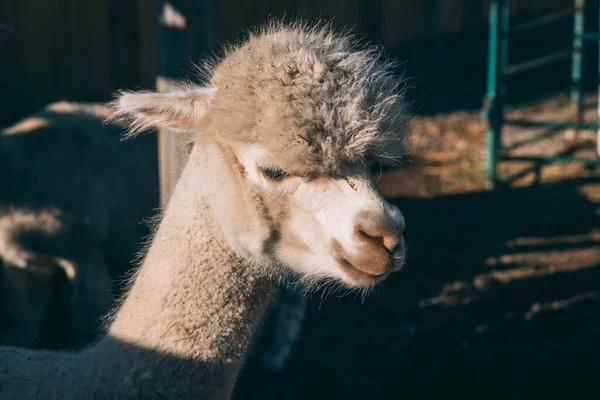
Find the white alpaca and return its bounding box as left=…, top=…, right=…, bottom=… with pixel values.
left=0, top=22, right=409, bottom=399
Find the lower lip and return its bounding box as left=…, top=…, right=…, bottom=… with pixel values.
left=337, top=256, right=390, bottom=283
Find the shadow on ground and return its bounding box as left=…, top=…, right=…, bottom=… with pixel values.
left=235, top=177, right=600, bottom=400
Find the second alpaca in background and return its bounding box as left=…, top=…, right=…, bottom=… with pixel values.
left=0, top=102, right=307, bottom=371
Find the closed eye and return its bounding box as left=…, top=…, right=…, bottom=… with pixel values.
left=259, top=165, right=289, bottom=181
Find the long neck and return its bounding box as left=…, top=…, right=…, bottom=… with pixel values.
left=77, top=144, right=276, bottom=399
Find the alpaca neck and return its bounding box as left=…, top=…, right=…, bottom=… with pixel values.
left=82, top=143, right=276, bottom=398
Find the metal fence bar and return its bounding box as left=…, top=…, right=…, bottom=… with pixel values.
left=483, top=0, right=510, bottom=183
left=505, top=8, right=574, bottom=35
left=499, top=155, right=600, bottom=165
left=570, top=0, right=585, bottom=130
left=483, top=0, right=500, bottom=182
left=503, top=86, right=572, bottom=110
left=483, top=0, right=599, bottom=185
left=505, top=49, right=571, bottom=76
left=505, top=119, right=600, bottom=130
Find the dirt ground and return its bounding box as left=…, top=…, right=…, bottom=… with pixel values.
left=234, top=94, right=600, bottom=400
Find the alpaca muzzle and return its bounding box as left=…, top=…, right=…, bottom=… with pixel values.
left=331, top=233, right=405, bottom=285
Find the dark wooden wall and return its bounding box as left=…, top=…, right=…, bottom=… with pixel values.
left=0, top=0, right=573, bottom=126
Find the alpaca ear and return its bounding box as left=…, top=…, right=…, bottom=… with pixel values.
left=113, top=87, right=216, bottom=134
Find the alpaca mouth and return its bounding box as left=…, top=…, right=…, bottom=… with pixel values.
left=335, top=253, right=391, bottom=285
left=330, top=238, right=404, bottom=285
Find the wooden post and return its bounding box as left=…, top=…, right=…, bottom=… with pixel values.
left=155, top=0, right=214, bottom=210
left=155, top=0, right=188, bottom=210
left=157, top=77, right=190, bottom=210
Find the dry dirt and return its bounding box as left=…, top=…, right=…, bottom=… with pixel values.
left=234, top=94, right=600, bottom=400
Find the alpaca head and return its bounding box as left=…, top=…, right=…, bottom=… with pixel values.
left=113, top=23, right=409, bottom=288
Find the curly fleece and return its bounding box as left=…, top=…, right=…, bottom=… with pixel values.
left=207, top=22, right=410, bottom=175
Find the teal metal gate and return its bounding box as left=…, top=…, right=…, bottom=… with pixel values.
left=483, top=0, right=600, bottom=185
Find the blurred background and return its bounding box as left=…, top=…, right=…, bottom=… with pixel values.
left=2, top=0, right=597, bottom=124
left=1, top=1, right=599, bottom=399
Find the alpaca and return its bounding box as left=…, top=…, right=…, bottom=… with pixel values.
left=0, top=22, right=409, bottom=399
left=0, top=102, right=159, bottom=347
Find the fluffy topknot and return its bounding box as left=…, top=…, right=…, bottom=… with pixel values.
left=206, top=21, right=410, bottom=175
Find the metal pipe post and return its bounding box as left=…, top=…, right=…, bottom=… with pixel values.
left=484, top=0, right=510, bottom=184
left=570, top=0, right=585, bottom=130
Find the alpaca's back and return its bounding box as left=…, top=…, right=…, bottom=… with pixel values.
left=0, top=102, right=159, bottom=347
left=0, top=101, right=304, bottom=369
left=1, top=102, right=159, bottom=274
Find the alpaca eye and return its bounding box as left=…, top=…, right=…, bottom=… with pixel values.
left=259, top=166, right=289, bottom=181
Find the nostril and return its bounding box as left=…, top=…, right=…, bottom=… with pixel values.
left=356, top=228, right=399, bottom=252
